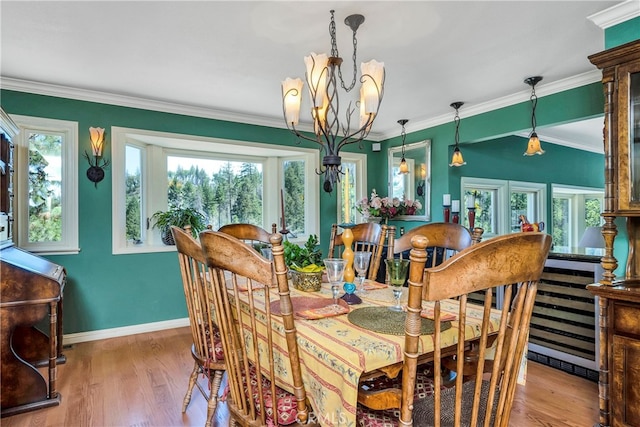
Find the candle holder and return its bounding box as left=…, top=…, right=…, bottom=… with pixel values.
left=443, top=205, right=451, bottom=223
left=340, top=224, right=362, bottom=305
left=451, top=200, right=460, bottom=224
left=467, top=207, right=476, bottom=229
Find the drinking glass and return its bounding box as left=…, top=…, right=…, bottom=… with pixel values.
left=354, top=251, right=372, bottom=293
left=324, top=258, right=346, bottom=306
left=385, top=259, right=410, bottom=311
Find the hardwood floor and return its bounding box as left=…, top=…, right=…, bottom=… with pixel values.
left=2, top=327, right=598, bottom=427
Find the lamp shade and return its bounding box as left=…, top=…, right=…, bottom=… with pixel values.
left=579, top=226, right=605, bottom=248
left=89, top=127, right=105, bottom=156
left=450, top=147, right=466, bottom=167
left=282, top=78, right=303, bottom=125
left=360, top=60, right=385, bottom=113
left=304, top=52, right=329, bottom=108
left=524, top=132, right=545, bottom=156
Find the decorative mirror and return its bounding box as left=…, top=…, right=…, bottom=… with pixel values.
left=388, top=139, right=431, bottom=221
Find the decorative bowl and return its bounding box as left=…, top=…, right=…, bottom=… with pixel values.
left=290, top=270, right=323, bottom=292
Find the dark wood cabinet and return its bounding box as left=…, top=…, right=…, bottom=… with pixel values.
left=588, top=39, right=640, bottom=427
left=0, top=108, right=67, bottom=417
left=0, top=108, right=17, bottom=247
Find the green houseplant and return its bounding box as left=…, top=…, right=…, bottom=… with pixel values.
left=150, top=207, right=207, bottom=245
left=283, top=235, right=323, bottom=291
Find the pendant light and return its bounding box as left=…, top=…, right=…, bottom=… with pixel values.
left=449, top=102, right=466, bottom=167
left=524, top=76, right=544, bottom=156
left=398, top=119, right=409, bottom=175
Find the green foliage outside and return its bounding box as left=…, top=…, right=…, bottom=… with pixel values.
left=125, top=159, right=307, bottom=241
left=27, top=133, right=62, bottom=243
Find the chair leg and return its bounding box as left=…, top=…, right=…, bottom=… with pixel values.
left=183, top=361, right=200, bottom=412
left=205, top=370, right=225, bottom=427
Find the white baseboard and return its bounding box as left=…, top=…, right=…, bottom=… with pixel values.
left=63, top=317, right=190, bottom=345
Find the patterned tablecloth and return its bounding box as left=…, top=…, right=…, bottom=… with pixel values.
left=233, top=282, right=500, bottom=427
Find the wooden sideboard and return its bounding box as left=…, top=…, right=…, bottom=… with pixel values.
left=588, top=39, right=640, bottom=427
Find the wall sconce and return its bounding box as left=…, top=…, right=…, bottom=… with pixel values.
left=84, top=127, right=110, bottom=187
left=524, top=76, right=544, bottom=156
left=397, top=119, right=409, bottom=175
left=449, top=102, right=466, bottom=167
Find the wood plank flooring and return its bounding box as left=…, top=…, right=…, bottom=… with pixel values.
left=2, top=327, right=599, bottom=427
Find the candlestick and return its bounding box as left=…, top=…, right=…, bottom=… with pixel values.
left=467, top=207, right=476, bottom=229
left=340, top=225, right=361, bottom=304
left=443, top=193, right=451, bottom=223
left=452, top=200, right=460, bottom=224
left=280, top=189, right=289, bottom=237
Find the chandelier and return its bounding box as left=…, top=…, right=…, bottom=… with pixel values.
left=281, top=10, right=385, bottom=193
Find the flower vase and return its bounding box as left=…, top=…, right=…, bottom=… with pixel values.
left=367, top=217, right=383, bottom=224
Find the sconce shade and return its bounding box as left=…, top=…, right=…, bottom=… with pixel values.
left=524, top=132, right=545, bottom=156
left=89, top=127, right=105, bottom=156
left=579, top=226, right=605, bottom=248
left=420, top=163, right=427, bottom=179
left=85, top=126, right=110, bottom=188
left=450, top=146, right=466, bottom=167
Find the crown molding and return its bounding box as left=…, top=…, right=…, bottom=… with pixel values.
left=377, top=70, right=603, bottom=140
left=1, top=70, right=601, bottom=143
left=588, top=0, right=640, bottom=29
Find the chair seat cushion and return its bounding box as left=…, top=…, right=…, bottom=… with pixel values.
left=357, top=367, right=436, bottom=427
left=203, top=323, right=224, bottom=362
left=228, top=365, right=300, bottom=426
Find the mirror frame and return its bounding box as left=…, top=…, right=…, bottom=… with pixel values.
left=388, top=139, right=431, bottom=221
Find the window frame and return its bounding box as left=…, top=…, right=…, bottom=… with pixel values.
left=111, top=126, right=319, bottom=254
left=11, top=114, right=79, bottom=254
left=461, top=177, right=546, bottom=238
left=551, top=184, right=604, bottom=248
left=337, top=152, right=367, bottom=224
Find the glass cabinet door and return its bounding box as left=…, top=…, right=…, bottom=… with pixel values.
left=617, top=61, right=640, bottom=211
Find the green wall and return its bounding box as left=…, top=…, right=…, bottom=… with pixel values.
left=0, top=78, right=606, bottom=334
left=0, top=89, right=374, bottom=333
left=605, top=17, right=640, bottom=49
left=376, top=83, right=604, bottom=235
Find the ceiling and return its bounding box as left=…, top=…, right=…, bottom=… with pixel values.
left=0, top=1, right=625, bottom=153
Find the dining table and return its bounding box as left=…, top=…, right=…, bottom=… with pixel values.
left=230, top=280, right=502, bottom=427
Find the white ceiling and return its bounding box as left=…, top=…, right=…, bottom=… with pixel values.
left=0, top=1, right=628, bottom=153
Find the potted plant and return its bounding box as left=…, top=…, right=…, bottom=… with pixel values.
left=283, top=234, right=323, bottom=292
left=150, top=206, right=207, bottom=245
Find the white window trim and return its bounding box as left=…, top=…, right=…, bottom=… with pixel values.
left=552, top=184, right=604, bottom=247
left=111, top=126, right=319, bottom=254
left=461, top=177, right=508, bottom=238
left=338, top=152, right=367, bottom=224
left=11, top=115, right=79, bottom=254
left=509, top=180, right=547, bottom=232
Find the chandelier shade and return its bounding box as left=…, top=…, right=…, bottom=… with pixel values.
left=281, top=10, right=385, bottom=193
left=398, top=119, right=409, bottom=175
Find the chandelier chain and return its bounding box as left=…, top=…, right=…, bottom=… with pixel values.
left=530, top=89, right=538, bottom=132
left=454, top=109, right=461, bottom=146
left=329, top=10, right=358, bottom=93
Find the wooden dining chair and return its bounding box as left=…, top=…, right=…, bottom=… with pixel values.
left=357, top=232, right=551, bottom=426
left=218, top=223, right=277, bottom=250
left=171, top=226, right=226, bottom=427
left=387, top=222, right=484, bottom=267
left=199, top=230, right=312, bottom=426
left=327, top=222, right=388, bottom=280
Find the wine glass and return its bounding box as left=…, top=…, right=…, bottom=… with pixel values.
left=354, top=251, right=372, bottom=293
left=324, top=258, right=346, bottom=306
left=385, top=259, right=410, bottom=311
